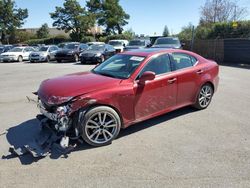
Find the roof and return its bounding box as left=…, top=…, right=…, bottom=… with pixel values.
left=122, top=48, right=188, bottom=57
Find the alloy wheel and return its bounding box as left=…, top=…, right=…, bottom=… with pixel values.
left=85, top=111, right=119, bottom=144
left=198, top=85, right=213, bottom=108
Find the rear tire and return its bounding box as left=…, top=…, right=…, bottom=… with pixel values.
left=80, top=106, right=121, bottom=147
left=194, top=83, right=214, bottom=110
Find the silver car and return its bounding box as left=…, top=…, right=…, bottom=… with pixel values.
left=1, top=47, right=35, bottom=62
left=29, top=45, right=59, bottom=62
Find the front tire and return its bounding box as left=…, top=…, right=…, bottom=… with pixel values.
left=17, top=56, right=23, bottom=62
left=46, top=56, right=50, bottom=62
left=194, top=83, right=214, bottom=110
left=80, top=106, right=121, bottom=147
left=100, top=55, right=105, bottom=63
left=74, top=54, right=79, bottom=62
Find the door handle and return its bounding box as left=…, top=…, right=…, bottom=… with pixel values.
left=196, top=69, right=204, bottom=74
left=168, top=78, right=177, bottom=84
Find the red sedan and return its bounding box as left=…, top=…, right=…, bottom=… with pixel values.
left=37, top=49, right=219, bottom=146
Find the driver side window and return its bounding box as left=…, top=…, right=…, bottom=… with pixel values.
left=139, top=54, right=171, bottom=77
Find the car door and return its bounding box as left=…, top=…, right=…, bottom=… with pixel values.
left=170, top=52, right=200, bottom=106
left=134, top=53, right=177, bottom=120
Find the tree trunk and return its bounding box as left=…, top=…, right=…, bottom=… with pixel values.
left=117, top=24, right=122, bottom=34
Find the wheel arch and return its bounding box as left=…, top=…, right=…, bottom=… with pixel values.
left=82, top=103, right=124, bottom=128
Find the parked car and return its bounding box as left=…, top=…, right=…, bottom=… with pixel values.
left=124, top=39, right=151, bottom=51
left=87, top=42, right=105, bottom=46
left=108, top=40, right=129, bottom=52
left=36, top=49, right=219, bottom=147
left=0, top=45, right=13, bottom=54
left=13, top=43, right=29, bottom=47
left=29, top=45, right=59, bottom=62
left=152, top=37, right=183, bottom=49
left=0, top=46, right=35, bottom=62
left=80, top=44, right=116, bottom=64
left=55, top=42, right=88, bottom=62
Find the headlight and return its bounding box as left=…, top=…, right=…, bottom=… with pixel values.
left=95, top=53, right=102, bottom=57
left=56, top=106, right=69, bottom=117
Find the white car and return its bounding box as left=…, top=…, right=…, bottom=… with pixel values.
left=29, top=45, right=59, bottom=62
left=87, top=42, right=105, bottom=46
left=108, top=40, right=129, bottom=53
left=0, top=47, right=35, bottom=62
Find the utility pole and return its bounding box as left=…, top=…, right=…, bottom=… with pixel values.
left=214, top=0, right=218, bottom=23
left=191, top=25, right=195, bottom=51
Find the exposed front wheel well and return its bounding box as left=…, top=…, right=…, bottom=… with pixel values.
left=203, top=81, right=214, bottom=92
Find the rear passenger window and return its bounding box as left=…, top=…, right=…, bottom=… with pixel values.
left=139, top=54, right=171, bottom=77
left=172, top=53, right=193, bottom=70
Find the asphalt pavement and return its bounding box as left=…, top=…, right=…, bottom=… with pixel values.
left=0, top=61, right=250, bottom=188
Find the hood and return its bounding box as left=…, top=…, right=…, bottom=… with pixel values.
left=113, top=46, right=123, bottom=50
left=31, top=51, right=48, bottom=56
left=81, top=50, right=103, bottom=56
left=1, top=52, right=21, bottom=56
left=152, top=44, right=181, bottom=49
left=125, top=46, right=145, bottom=50
left=38, top=71, right=121, bottom=105
left=56, top=49, right=77, bottom=54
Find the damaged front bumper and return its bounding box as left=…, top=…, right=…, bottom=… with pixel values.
left=8, top=97, right=84, bottom=158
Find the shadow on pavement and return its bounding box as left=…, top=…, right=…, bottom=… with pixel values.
left=2, top=106, right=196, bottom=165
left=220, top=63, right=250, bottom=70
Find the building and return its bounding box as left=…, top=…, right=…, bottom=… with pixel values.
left=19, top=26, right=103, bottom=37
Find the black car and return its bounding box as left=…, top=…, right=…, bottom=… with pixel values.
left=124, top=39, right=151, bottom=51
left=55, top=42, right=88, bottom=62
left=80, top=44, right=116, bottom=64
left=152, top=37, right=182, bottom=49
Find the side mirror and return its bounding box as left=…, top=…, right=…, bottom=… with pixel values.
left=138, top=71, right=155, bottom=84
left=181, top=43, right=186, bottom=47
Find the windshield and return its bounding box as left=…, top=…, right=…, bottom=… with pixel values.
left=155, top=38, right=180, bottom=45
left=109, top=41, right=123, bottom=46
left=64, top=43, right=79, bottom=50
left=9, top=47, right=23, bottom=52
left=128, top=40, right=145, bottom=46
left=88, top=44, right=105, bottom=51
left=93, top=54, right=145, bottom=79
left=39, top=47, right=49, bottom=52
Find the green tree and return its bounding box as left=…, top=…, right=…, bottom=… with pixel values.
left=0, top=0, right=28, bottom=43
left=37, top=23, right=49, bottom=38
left=178, top=23, right=194, bottom=41
left=50, top=0, right=95, bottom=41
left=162, top=25, right=169, bottom=36
left=123, top=28, right=135, bottom=39
left=87, top=0, right=130, bottom=34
